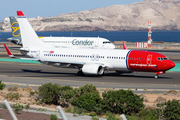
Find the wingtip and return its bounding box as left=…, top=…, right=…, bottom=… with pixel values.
left=123, top=41, right=127, bottom=50
left=17, top=11, right=25, bottom=16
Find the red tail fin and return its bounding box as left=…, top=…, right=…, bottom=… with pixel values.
left=17, top=11, right=25, bottom=17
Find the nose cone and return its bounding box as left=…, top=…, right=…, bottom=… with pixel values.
left=166, top=60, right=175, bottom=70
left=111, top=44, right=115, bottom=49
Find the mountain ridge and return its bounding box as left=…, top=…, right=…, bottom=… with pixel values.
left=2, top=0, right=180, bottom=32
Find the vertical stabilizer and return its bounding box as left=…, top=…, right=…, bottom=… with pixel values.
left=9, top=17, right=21, bottom=44
left=17, top=11, right=41, bottom=48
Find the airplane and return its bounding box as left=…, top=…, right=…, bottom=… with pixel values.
left=0, top=17, right=21, bottom=44
left=4, top=11, right=175, bottom=79
left=2, top=17, right=115, bottom=49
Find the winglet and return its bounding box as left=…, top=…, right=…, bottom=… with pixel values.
left=4, top=44, right=15, bottom=58
left=17, top=11, right=25, bottom=17
left=123, top=41, right=127, bottom=50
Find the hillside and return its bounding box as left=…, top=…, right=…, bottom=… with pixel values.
left=2, top=0, right=180, bottom=31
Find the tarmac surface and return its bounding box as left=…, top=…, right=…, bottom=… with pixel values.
left=0, top=57, right=179, bottom=91
left=0, top=46, right=180, bottom=91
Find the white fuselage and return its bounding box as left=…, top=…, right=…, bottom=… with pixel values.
left=26, top=48, right=130, bottom=71
left=8, top=16, right=115, bottom=49
left=39, top=37, right=115, bottom=49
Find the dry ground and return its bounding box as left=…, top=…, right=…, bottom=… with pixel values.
left=0, top=86, right=180, bottom=119
left=0, top=109, right=62, bottom=120
left=0, top=86, right=180, bottom=109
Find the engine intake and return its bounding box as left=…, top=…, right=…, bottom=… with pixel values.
left=82, top=64, right=104, bottom=75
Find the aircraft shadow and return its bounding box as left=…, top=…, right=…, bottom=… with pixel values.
left=21, top=69, right=173, bottom=79
left=21, top=69, right=77, bottom=77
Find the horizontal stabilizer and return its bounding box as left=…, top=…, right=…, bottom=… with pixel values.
left=4, top=44, right=15, bottom=58
left=4, top=44, right=38, bottom=61
left=20, top=58, right=39, bottom=61
left=8, top=48, right=29, bottom=52
left=0, top=38, right=10, bottom=41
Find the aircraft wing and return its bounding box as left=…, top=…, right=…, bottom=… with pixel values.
left=40, top=60, right=107, bottom=71
left=40, top=60, right=85, bottom=68
left=123, top=41, right=127, bottom=50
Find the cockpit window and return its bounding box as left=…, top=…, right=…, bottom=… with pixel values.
left=157, top=57, right=168, bottom=61
left=103, top=41, right=111, bottom=44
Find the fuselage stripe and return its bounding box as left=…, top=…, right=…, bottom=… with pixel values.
left=126, top=50, right=132, bottom=70
left=18, top=17, right=26, bottom=18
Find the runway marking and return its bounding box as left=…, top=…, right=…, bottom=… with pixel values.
left=169, top=63, right=180, bottom=72
left=0, top=61, right=42, bottom=66
left=2, top=80, right=180, bottom=92
left=21, top=64, right=42, bottom=65
left=0, top=71, right=180, bottom=92
left=0, top=58, right=40, bottom=64
left=1, top=74, right=180, bottom=87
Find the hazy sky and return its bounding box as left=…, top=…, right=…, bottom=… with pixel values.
left=0, top=0, right=143, bottom=20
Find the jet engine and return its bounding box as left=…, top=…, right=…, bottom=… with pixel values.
left=82, top=64, right=104, bottom=75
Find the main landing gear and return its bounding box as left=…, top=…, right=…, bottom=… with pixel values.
left=77, top=70, right=85, bottom=76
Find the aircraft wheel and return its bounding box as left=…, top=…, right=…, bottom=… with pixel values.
left=155, top=75, right=159, bottom=79
left=77, top=70, right=84, bottom=76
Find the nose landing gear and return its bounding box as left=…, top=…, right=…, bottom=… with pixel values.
left=155, top=74, right=159, bottom=79
left=155, top=71, right=164, bottom=79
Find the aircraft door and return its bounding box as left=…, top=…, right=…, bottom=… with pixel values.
left=147, top=54, right=152, bottom=65
left=95, top=39, right=98, bottom=47
left=36, top=50, right=40, bottom=59
left=147, top=54, right=152, bottom=69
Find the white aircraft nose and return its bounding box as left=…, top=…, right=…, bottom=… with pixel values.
left=111, top=44, right=115, bottom=49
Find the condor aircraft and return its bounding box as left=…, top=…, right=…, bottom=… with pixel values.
left=4, top=11, right=175, bottom=78
left=3, top=17, right=115, bottom=49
